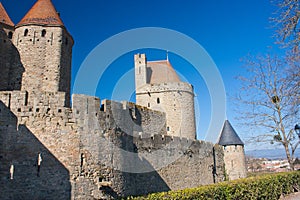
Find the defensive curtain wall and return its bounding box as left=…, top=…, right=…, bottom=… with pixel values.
left=0, top=90, right=225, bottom=199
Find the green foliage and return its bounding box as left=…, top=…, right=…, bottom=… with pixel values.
left=126, top=171, right=300, bottom=200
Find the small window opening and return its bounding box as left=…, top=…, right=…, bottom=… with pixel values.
left=58, top=109, right=62, bottom=113
left=17, top=108, right=21, bottom=112
left=65, top=38, right=68, bottom=45
left=157, top=98, right=160, bottom=104
left=41, top=29, right=46, bottom=37
left=10, top=164, right=14, bottom=180
left=80, top=153, right=85, bottom=170
left=25, top=91, right=28, bottom=106
left=8, top=31, right=13, bottom=39
left=148, top=103, right=150, bottom=107
left=47, top=108, right=50, bottom=113
left=24, top=29, right=28, bottom=36
left=224, top=146, right=227, bottom=150
left=37, top=153, right=42, bottom=177
left=167, top=127, right=170, bottom=131
left=36, top=108, right=40, bottom=113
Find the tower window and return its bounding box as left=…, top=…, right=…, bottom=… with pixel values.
left=24, top=29, right=28, bottom=36
left=167, top=127, right=170, bottom=131
left=8, top=31, right=13, bottom=39
left=148, top=103, right=150, bottom=107
left=41, top=29, right=46, bottom=37
left=157, top=98, right=160, bottom=104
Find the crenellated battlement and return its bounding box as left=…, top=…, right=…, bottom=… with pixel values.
left=0, top=1, right=246, bottom=199
left=136, top=81, right=194, bottom=95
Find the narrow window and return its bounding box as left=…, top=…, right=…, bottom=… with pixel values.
left=37, top=153, right=42, bottom=177
left=148, top=103, right=150, bottom=107
left=24, top=29, right=28, bottom=36
left=25, top=91, right=28, bottom=106
left=65, top=38, right=68, bottom=45
left=10, top=164, right=14, bottom=180
left=8, top=31, right=13, bottom=39
left=157, top=98, right=160, bottom=104
left=167, top=127, right=170, bottom=131
left=224, top=145, right=226, bottom=150
left=41, top=29, right=46, bottom=37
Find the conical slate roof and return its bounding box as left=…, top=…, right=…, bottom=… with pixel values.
left=0, top=2, right=14, bottom=26
left=17, top=0, right=64, bottom=27
left=147, top=60, right=181, bottom=84
left=218, top=120, right=244, bottom=146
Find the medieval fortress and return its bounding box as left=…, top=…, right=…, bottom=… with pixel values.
left=0, top=0, right=246, bottom=199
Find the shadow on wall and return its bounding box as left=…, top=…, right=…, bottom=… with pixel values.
left=0, top=101, right=71, bottom=200
left=78, top=99, right=170, bottom=198
left=115, top=105, right=170, bottom=196
left=119, top=131, right=171, bottom=197
left=0, top=26, right=25, bottom=91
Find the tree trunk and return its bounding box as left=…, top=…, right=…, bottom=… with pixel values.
left=284, top=143, right=294, bottom=170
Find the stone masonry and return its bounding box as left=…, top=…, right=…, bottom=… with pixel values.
left=0, top=0, right=246, bottom=199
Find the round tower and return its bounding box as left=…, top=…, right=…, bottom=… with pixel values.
left=13, top=0, right=73, bottom=106
left=0, top=3, right=20, bottom=91
left=218, top=120, right=247, bottom=180
left=135, top=53, right=196, bottom=140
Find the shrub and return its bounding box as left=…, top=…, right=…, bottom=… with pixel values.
left=126, top=171, right=300, bottom=200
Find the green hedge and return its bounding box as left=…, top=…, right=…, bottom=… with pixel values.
left=127, top=171, right=300, bottom=200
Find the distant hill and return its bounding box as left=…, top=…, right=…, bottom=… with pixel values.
left=246, top=148, right=300, bottom=160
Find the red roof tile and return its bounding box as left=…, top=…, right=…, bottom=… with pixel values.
left=147, top=60, right=181, bottom=84
left=0, top=2, right=14, bottom=26
left=17, top=0, right=64, bottom=27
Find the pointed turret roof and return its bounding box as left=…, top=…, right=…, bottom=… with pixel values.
left=17, top=0, right=64, bottom=27
left=0, top=2, right=14, bottom=26
left=218, top=120, right=244, bottom=146
left=147, top=60, right=181, bottom=84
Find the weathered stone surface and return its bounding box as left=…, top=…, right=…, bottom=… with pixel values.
left=0, top=1, right=247, bottom=199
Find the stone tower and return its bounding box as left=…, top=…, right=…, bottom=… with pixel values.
left=13, top=0, right=73, bottom=106
left=218, top=120, right=247, bottom=180
left=0, top=3, right=23, bottom=91
left=135, top=53, right=196, bottom=140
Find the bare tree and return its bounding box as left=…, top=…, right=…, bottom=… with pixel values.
left=237, top=53, right=299, bottom=170
left=272, top=0, right=300, bottom=50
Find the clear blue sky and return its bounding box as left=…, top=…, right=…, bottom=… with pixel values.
left=2, top=0, right=279, bottom=146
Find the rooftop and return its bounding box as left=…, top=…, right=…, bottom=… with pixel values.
left=218, top=120, right=244, bottom=146
left=17, top=0, right=64, bottom=27
left=147, top=60, right=181, bottom=84
left=0, top=2, right=14, bottom=26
